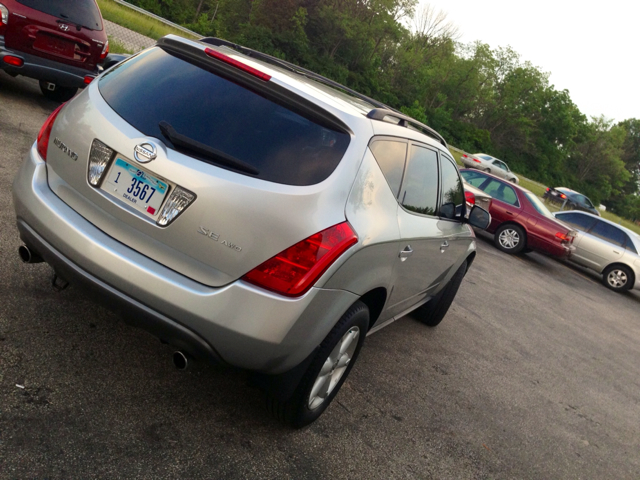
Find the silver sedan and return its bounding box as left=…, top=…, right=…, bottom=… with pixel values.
left=553, top=211, right=640, bottom=292
left=461, top=153, right=519, bottom=184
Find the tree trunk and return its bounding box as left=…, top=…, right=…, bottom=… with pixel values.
left=193, top=0, right=204, bottom=23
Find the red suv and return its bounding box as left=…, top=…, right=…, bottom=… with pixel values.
left=460, top=169, right=576, bottom=257
left=0, top=0, right=108, bottom=101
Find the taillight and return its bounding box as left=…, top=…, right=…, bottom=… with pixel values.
left=472, top=158, right=481, bottom=163
left=545, top=187, right=550, bottom=192
left=204, top=48, right=271, bottom=82
left=84, top=75, right=95, bottom=84
left=242, top=222, right=358, bottom=297
left=3, top=55, right=23, bottom=67
left=0, top=4, right=8, bottom=35
left=462, top=154, right=468, bottom=158
left=36, top=104, right=65, bottom=161
left=555, top=232, right=570, bottom=243
left=464, top=191, right=476, bottom=205
left=100, top=40, right=109, bottom=61
left=560, top=193, right=566, bottom=199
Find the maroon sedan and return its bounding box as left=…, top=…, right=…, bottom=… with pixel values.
left=460, top=169, right=576, bottom=256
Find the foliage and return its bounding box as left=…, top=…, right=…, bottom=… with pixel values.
left=106, top=0, right=640, bottom=223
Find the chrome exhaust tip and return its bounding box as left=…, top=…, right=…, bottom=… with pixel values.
left=172, top=351, right=189, bottom=370
left=18, top=245, right=43, bottom=264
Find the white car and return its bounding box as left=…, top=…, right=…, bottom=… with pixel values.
left=461, top=153, right=519, bottom=184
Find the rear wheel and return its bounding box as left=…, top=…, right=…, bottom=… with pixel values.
left=39, top=81, right=78, bottom=102
left=494, top=224, right=526, bottom=254
left=413, top=260, right=467, bottom=327
left=266, top=301, right=369, bottom=428
left=602, top=265, right=633, bottom=292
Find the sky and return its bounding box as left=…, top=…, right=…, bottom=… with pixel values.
left=418, top=0, right=639, bottom=123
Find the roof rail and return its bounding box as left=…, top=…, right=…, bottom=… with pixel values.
left=199, top=37, right=393, bottom=111
left=366, top=109, right=447, bottom=148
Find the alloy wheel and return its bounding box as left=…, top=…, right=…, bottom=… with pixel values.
left=607, top=269, right=628, bottom=289
left=308, top=326, right=360, bottom=410
left=498, top=229, right=520, bottom=249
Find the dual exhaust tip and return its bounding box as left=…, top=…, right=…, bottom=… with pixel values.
left=20, top=244, right=192, bottom=371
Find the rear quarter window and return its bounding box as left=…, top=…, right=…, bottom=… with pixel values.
left=99, top=48, right=351, bottom=186
left=369, top=140, right=407, bottom=197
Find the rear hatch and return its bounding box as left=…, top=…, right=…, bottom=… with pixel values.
left=44, top=39, right=367, bottom=287
left=4, top=0, right=105, bottom=70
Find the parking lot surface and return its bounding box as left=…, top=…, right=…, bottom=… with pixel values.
left=1, top=74, right=639, bottom=479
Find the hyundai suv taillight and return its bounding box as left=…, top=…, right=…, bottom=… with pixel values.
left=243, top=222, right=358, bottom=297
left=0, top=3, right=9, bottom=35
left=100, top=40, right=109, bottom=61
left=36, top=104, right=65, bottom=161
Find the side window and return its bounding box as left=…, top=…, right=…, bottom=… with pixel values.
left=481, top=179, right=519, bottom=207
left=461, top=170, right=488, bottom=188
left=493, top=160, right=507, bottom=171
left=439, top=155, right=465, bottom=219
left=625, top=236, right=638, bottom=254
left=590, top=221, right=626, bottom=247
left=369, top=140, right=407, bottom=197
left=398, top=145, right=439, bottom=216
left=555, top=212, right=597, bottom=231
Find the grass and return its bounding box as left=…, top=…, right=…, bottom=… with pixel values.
left=97, top=0, right=200, bottom=40
left=107, top=35, right=134, bottom=54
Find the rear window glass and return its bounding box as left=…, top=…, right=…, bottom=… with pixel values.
left=555, top=212, right=597, bottom=231
left=17, top=0, right=103, bottom=30
left=99, top=48, right=351, bottom=186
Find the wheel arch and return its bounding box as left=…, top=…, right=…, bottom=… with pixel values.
left=357, top=287, right=388, bottom=331
left=602, top=262, right=636, bottom=285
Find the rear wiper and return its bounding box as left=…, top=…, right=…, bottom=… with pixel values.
left=158, top=121, right=259, bottom=175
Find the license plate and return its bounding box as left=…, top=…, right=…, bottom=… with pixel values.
left=34, top=34, right=75, bottom=58
left=102, top=158, right=169, bottom=218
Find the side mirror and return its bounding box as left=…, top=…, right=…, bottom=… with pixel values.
left=467, top=205, right=491, bottom=230
left=440, top=202, right=456, bottom=219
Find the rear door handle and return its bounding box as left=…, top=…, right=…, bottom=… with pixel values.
left=399, top=245, right=413, bottom=260
left=506, top=211, right=514, bottom=215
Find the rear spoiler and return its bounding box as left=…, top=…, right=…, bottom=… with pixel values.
left=156, top=36, right=353, bottom=135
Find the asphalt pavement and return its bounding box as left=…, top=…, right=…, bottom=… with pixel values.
left=1, top=73, right=639, bottom=479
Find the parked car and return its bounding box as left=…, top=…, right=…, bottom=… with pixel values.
left=543, top=187, right=600, bottom=216
left=553, top=211, right=640, bottom=292
left=463, top=179, right=492, bottom=214
left=460, top=152, right=519, bottom=184
left=13, top=35, right=490, bottom=427
left=0, top=0, right=109, bottom=101
left=460, top=169, right=575, bottom=256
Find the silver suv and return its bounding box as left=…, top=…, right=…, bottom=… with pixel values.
left=12, top=35, right=490, bottom=427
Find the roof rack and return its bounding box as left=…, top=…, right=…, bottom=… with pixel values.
left=200, top=37, right=393, bottom=111
left=366, top=109, right=447, bottom=148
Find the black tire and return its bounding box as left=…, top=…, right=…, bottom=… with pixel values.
left=494, top=223, right=526, bottom=254
left=413, top=260, right=467, bottom=327
left=39, top=81, right=78, bottom=102
left=266, top=301, right=369, bottom=428
left=602, top=264, right=634, bottom=292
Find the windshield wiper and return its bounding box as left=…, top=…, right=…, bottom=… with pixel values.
left=158, top=121, right=259, bottom=175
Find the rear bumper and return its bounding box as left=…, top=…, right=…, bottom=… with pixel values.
left=13, top=144, right=359, bottom=373
left=0, top=36, right=97, bottom=88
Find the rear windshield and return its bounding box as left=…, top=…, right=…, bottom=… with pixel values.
left=524, top=192, right=554, bottom=219
left=99, top=48, right=351, bottom=186
left=17, top=0, right=103, bottom=30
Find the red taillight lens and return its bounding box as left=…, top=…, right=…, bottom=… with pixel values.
left=204, top=47, right=272, bottom=82
left=464, top=191, right=475, bottom=205
left=555, top=232, right=568, bottom=242
left=560, top=193, right=566, bottom=199
left=545, top=187, right=550, bottom=192
left=84, top=75, right=95, bottom=84
left=462, top=154, right=468, bottom=158
left=472, top=158, right=481, bottom=163
left=242, top=222, right=358, bottom=297
left=100, top=40, right=109, bottom=61
left=3, top=55, right=24, bottom=67
left=36, top=104, right=65, bottom=161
